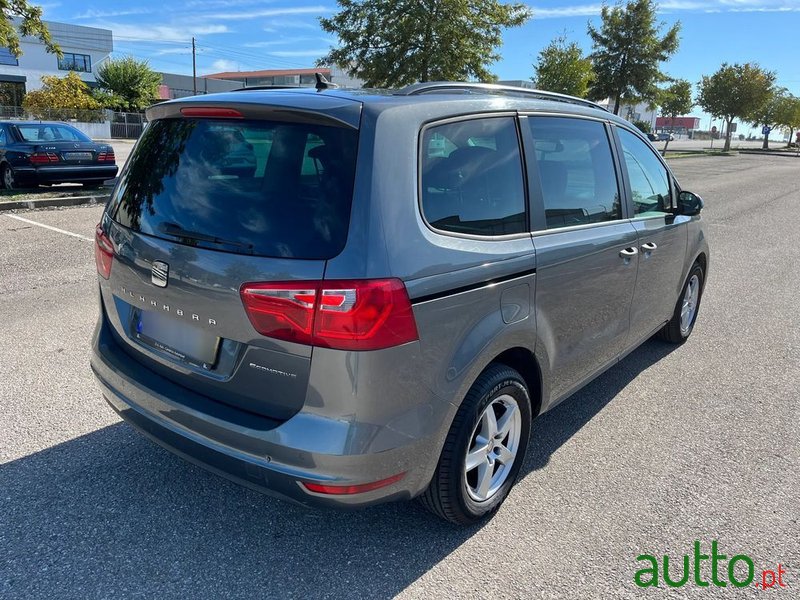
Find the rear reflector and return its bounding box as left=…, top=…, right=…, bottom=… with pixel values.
left=301, top=472, right=406, bottom=495
left=30, top=152, right=60, bottom=164
left=94, top=224, right=113, bottom=279
left=240, top=279, right=419, bottom=351
left=180, top=107, right=243, bottom=118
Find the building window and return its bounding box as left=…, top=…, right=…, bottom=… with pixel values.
left=0, top=81, right=26, bottom=109
left=0, top=47, right=18, bottom=66
left=58, top=53, right=92, bottom=73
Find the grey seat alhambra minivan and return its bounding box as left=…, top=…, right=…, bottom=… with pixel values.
left=91, top=81, right=708, bottom=524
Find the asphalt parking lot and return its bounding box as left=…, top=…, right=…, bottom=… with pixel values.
left=1, top=154, right=798, bottom=599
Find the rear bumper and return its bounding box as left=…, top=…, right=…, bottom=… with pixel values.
left=15, top=164, right=118, bottom=184
left=90, top=313, right=451, bottom=509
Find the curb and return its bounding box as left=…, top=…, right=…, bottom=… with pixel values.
left=738, top=150, right=800, bottom=159
left=0, top=194, right=109, bottom=212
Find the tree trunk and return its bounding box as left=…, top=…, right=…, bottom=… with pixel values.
left=789, top=127, right=795, bottom=147
left=613, top=92, right=621, bottom=115
left=663, top=138, right=670, bottom=155
left=723, top=118, right=732, bottom=152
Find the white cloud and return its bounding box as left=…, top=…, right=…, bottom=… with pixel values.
left=154, top=47, right=194, bottom=56
left=263, top=17, right=318, bottom=30
left=244, top=36, right=333, bottom=48
left=99, top=22, right=231, bottom=42
left=204, top=5, right=331, bottom=21
left=74, top=8, right=153, bottom=19
left=529, top=3, right=603, bottom=18
left=267, top=48, right=329, bottom=57
left=185, top=0, right=276, bottom=7
left=210, top=59, right=238, bottom=71
left=529, top=0, right=800, bottom=18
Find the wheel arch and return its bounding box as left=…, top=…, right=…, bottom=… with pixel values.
left=488, top=347, right=543, bottom=419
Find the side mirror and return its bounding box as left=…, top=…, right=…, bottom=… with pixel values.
left=678, top=191, right=704, bottom=216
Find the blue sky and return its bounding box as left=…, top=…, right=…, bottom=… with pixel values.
left=39, top=0, right=800, bottom=132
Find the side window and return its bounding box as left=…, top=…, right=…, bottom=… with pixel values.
left=527, top=117, right=620, bottom=230
left=421, top=117, right=526, bottom=236
left=617, top=127, right=672, bottom=216
left=0, top=127, right=6, bottom=145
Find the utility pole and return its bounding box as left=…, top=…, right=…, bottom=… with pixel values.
left=192, top=37, right=197, bottom=95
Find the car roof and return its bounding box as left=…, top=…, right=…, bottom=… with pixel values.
left=153, top=82, right=633, bottom=128
left=0, top=121, right=82, bottom=127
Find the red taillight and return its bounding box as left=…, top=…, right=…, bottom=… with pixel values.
left=180, top=107, right=243, bottom=118
left=301, top=472, right=406, bottom=495
left=97, top=150, right=115, bottom=162
left=29, top=152, right=59, bottom=164
left=94, top=224, right=113, bottom=279
left=240, top=279, right=419, bottom=351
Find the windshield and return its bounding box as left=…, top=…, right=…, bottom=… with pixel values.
left=15, top=124, right=91, bottom=142
left=109, top=117, right=359, bottom=260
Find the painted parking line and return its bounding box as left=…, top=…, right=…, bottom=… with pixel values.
left=2, top=213, right=94, bottom=243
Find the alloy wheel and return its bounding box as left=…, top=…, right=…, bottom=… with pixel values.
left=680, top=274, right=700, bottom=334
left=464, top=394, right=522, bottom=502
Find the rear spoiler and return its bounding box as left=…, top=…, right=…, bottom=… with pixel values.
left=146, top=95, right=362, bottom=130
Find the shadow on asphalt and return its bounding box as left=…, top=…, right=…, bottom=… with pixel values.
left=0, top=340, right=676, bottom=599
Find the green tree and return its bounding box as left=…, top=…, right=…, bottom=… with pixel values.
left=697, top=63, right=776, bottom=152
left=587, top=0, right=680, bottom=115
left=532, top=35, right=593, bottom=97
left=750, top=87, right=785, bottom=150
left=0, top=0, right=59, bottom=57
left=94, top=56, right=161, bottom=112
left=774, top=94, right=800, bottom=147
left=318, top=0, right=530, bottom=88
left=631, top=119, right=651, bottom=134
left=657, top=78, right=692, bottom=152
left=22, top=71, right=100, bottom=119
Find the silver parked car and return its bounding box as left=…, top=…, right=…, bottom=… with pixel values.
left=91, top=81, right=709, bottom=524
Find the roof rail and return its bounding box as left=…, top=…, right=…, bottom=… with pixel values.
left=395, top=82, right=607, bottom=112
left=231, top=85, right=303, bottom=91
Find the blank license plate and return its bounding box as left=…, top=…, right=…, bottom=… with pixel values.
left=134, top=309, right=220, bottom=367
left=65, top=152, right=93, bottom=160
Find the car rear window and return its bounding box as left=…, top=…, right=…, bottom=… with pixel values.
left=109, top=117, right=359, bottom=259
left=15, top=124, right=90, bottom=142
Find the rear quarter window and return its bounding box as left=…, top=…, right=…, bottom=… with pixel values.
left=420, top=117, right=527, bottom=237
left=109, top=118, right=358, bottom=260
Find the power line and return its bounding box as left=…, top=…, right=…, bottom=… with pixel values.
left=196, top=42, right=317, bottom=70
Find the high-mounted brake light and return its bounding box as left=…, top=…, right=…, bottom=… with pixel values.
left=94, top=224, right=113, bottom=279
left=301, top=472, right=406, bottom=495
left=240, top=279, right=419, bottom=351
left=180, top=107, right=243, bottom=118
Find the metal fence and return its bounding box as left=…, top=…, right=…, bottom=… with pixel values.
left=0, top=105, right=147, bottom=139
left=0, top=105, right=110, bottom=123
left=110, top=112, right=147, bottom=139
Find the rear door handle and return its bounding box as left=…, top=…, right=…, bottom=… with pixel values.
left=641, top=242, right=658, bottom=251
left=619, top=247, right=638, bottom=258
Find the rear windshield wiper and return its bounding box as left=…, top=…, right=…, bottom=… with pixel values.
left=158, top=222, right=254, bottom=252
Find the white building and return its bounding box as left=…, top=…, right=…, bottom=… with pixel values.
left=0, top=20, right=113, bottom=110
left=597, top=99, right=658, bottom=129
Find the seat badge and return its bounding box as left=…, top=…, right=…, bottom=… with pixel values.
left=151, top=261, right=169, bottom=288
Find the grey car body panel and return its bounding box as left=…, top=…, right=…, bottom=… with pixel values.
left=92, top=87, right=709, bottom=508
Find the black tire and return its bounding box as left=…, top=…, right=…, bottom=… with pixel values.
left=1, top=164, right=15, bottom=190
left=418, top=363, right=532, bottom=525
left=659, top=261, right=705, bottom=343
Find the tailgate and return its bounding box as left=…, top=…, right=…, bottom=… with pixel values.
left=97, top=100, right=360, bottom=420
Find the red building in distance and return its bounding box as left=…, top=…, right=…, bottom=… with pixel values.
left=655, top=116, right=701, bottom=135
